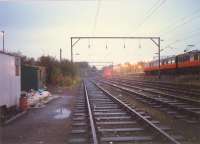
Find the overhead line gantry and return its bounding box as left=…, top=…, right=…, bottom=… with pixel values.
left=70, top=36, right=161, bottom=78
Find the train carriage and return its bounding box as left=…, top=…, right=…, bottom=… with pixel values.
left=144, top=60, right=159, bottom=74
left=144, top=50, right=200, bottom=75
left=176, top=50, right=200, bottom=74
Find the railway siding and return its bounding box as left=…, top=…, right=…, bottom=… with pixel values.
left=103, top=80, right=200, bottom=121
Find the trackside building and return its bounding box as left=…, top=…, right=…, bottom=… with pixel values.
left=0, top=52, right=21, bottom=110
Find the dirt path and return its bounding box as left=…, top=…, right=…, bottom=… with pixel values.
left=1, top=93, right=75, bottom=144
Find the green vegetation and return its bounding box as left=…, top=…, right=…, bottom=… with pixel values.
left=21, top=55, right=85, bottom=87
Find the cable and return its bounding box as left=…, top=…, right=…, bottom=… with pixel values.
left=167, top=25, right=200, bottom=38
left=164, top=25, right=200, bottom=41
left=160, top=8, right=200, bottom=36
left=129, top=0, right=161, bottom=35
left=134, top=0, right=166, bottom=33
left=92, top=0, right=101, bottom=35
left=164, top=30, right=200, bottom=49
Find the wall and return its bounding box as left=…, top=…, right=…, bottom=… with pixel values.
left=0, top=53, right=21, bottom=108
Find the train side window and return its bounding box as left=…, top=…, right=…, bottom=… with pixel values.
left=194, top=54, right=198, bottom=61
left=155, top=61, right=158, bottom=66
left=172, top=59, right=175, bottom=64
left=183, top=56, right=187, bottom=62
left=183, top=56, right=186, bottom=62
left=190, top=55, right=194, bottom=61
left=181, top=56, right=183, bottom=62
left=198, top=53, right=200, bottom=60
left=184, top=56, right=186, bottom=61
left=187, top=55, right=190, bottom=61
left=178, top=57, right=180, bottom=63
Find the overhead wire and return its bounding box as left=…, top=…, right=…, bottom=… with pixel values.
left=93, top=0, right=101, bottom=60
left=92, top=0, right=101, bottom=35
left=128, top=0, right=161, bottom=35
left=164, top=30, right=200, bottom=50
left=134, top=0, right=167, bottom=33
left=164, top=26, right=200, bottom=41
left=159, top=8, right=200, bottom=36
left=158, top=8, right=200, bottom=53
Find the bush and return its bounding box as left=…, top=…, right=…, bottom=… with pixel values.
left=21, top=55, right=83, bottom=87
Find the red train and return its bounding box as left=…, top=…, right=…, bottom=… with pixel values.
left=103, top=67, right=113, bottom=78
left=144, top=50, right=200, bottom=75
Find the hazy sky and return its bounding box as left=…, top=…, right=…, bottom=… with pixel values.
left=1, top=0, right=200, bottom=66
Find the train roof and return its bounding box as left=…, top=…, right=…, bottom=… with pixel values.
left=147, top=50, right=200, bottom=63
left=177, top=50, right=200, bottom=57
left=149, top=56, right=175, bottom=63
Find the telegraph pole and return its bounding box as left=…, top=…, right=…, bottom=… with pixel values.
left=60, top=48, right=62, bottom=62
left=1, top=31, right=5, bottom=52
left=71, top=37, right=73, bottom=63
left=158, top=37, right=161, bottom=79
left=70, top=37, right=74, bottom=77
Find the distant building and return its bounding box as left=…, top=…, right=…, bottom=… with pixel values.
left=0, top=52, right=21, bottom=110
left=21, top=65, right=46, bottom=91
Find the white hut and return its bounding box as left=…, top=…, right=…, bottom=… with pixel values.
left=0, top=51, right=21, bottom=110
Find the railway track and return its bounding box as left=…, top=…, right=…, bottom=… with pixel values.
left=117, top=75, right=200, bottom=91
left=68, top=84, right=92, bottom=143
left=110, top=79, right=200, bottom=104
left=114, top=77, right=200, bottom=100
left=101, top=80, right=200, bottom=122
left=69, top=80, right=184, bottom=144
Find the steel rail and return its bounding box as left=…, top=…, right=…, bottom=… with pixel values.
left=102, top=80, right=200, bottom=119
left=92, top=81, right=181, bottom=144
left=116, top=78, right=200, bottom=98
left=83, top=81, right=99, bottom=144
left=110, top=79, right=200, bottom=105
left=119, top=77, right=200, bottom=93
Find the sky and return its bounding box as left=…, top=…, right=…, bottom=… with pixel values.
left=0, top=0, right=200, bottom=66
